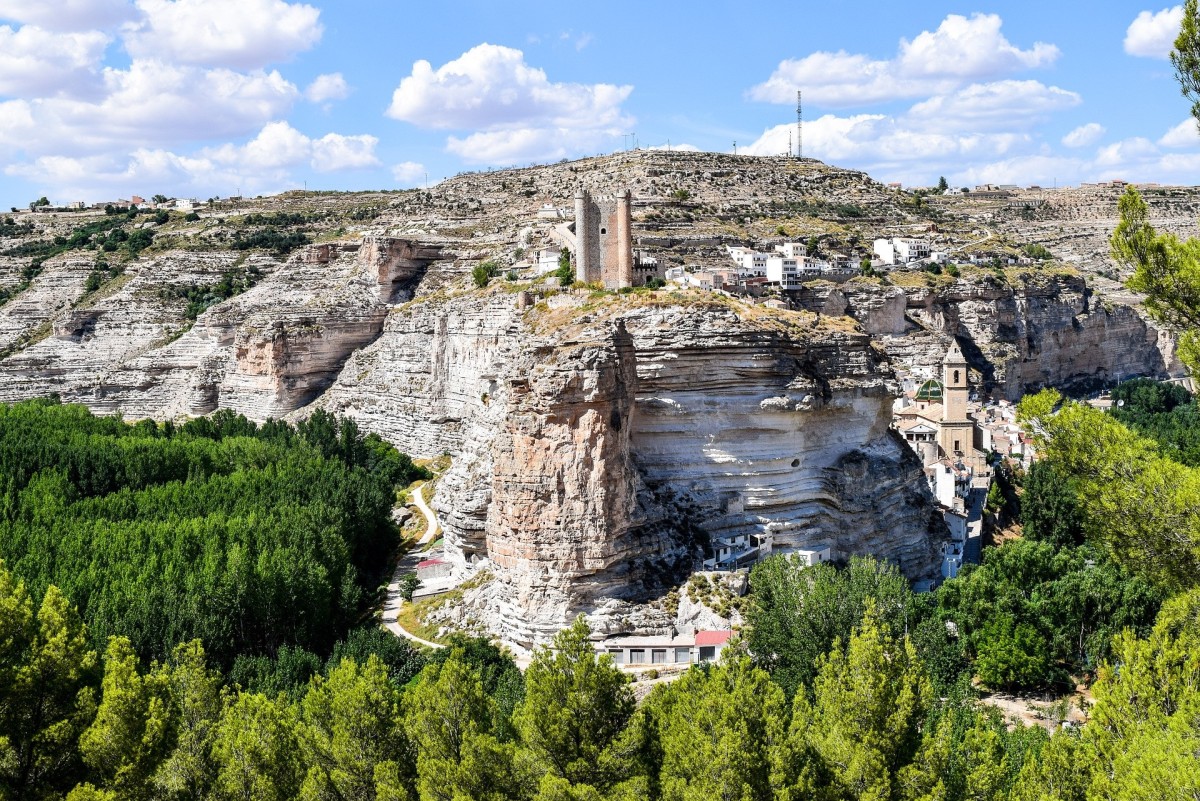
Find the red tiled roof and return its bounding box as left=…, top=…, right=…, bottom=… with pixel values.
left=695, top=630, right=733, bottom=647
left=417, top=559, right=447, bottom=569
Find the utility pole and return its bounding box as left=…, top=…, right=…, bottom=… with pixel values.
left=796, top=90, right=803, bottom=160
left=788, top=130, right=792, bottom=159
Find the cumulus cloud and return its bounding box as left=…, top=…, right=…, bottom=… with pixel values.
left=0, top=61, right=299, bottom=157
left=304, top=73, right=349, bottom=103
left=0, top=0, right=137, bottom=32
left=1062, top=123, right=1106, bottom=148
left=391, top=161, right=425, bottom=185
left=8, top=121, right=380, bottom=199
left=388, top=43, right=631, bottom=130
left=387, top=43, right=633, bottom=164
left=0, top=25, right=111, bottom=97
left=744, top=114, right=1026, bottom=177
left=1125, top=6, right=1184, bottom=58
left=646, top=142, right=701, bottom=152
left=1160, top=118, right=1200, bottom=147
left=206, top=122, right=378, bottom=173
left=124, top=0, right=323, bottom=69
left=906, top=80, right=1080, bottom=131
left=749, top=13, right=1058, bottom=106
left=310, top=133, right=379, bottom=172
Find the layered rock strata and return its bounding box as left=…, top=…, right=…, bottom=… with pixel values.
left=790, top=274, right=1183, bottom=398
left=317, top=292, right=943, bottom=645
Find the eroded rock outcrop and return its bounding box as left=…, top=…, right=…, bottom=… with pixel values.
left=792, top=273, right=1183, bottom=398
left=316, top=292, right=943, bottom=645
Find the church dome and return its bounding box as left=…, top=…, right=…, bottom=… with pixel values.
left=915, top=378, right=944, bottom=402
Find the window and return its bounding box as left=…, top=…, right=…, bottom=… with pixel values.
left=953, top=369, right=960, bottom=383
left=954, top=439, right=961, bottom=452
left=699, top=646, right=717, bottom=662
left=675, top=647, right=692, bottom=664
left=652, top=649, right=666, bottom=664
left=608, top=649, right=624, bottom=665
left=600, top=227, right=607, bottom=235
left=628, top=649, right=646, bottom=664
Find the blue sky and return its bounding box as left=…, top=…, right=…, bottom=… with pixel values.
left=0, top=0, right=1197, bottom=208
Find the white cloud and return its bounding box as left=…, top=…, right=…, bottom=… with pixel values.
left=749, top=13, right=1059, bottom=106
left=387, top=44, right=632, bottom=131
left=124, top=0, right=322, bottom=69
left=1125, top=6, right=1184, bottom=58
left=0, top=0, right=137, bottom=32
left=1159, top=118, right=1200, bottom=147
left=0, top=61, right=299, bottom=157
left=0, top=25, right=111, bottom=97
left=304, top=72, right=349, bottom=104
left=207, top=122, right=378, bottom=173
left=391, top=161, right=424, bottom=186
left=446, top=127, right=613, bottom=165
left=387, top=43, right=633, bottom=165
left=906, top=80, right=1080, bottom=131
left=7, top=121, right=380, bottom=199
left=744, top=114, right=1027, bottom=178
left=646, top=142, right=701, bottom=152
left=311, top=133, right=379, bottom=172
left=897, top=14, right=1059, bottom=77
left=1062, top=123, right=1106, bottom=148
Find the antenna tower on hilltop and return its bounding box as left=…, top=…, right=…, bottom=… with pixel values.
left=796, top=90, right=803, bottom=160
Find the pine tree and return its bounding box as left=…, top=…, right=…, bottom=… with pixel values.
left=211, top=693, right=302, bottom=801
left=299, top=655, right=412, bottom=801
left=805, top=601, right=930, bottom=801
left=514, top=616, right=634, bottom=791
left=648, top=655, right=788, bottom=801
left=0, top=583, right=97, bottom=801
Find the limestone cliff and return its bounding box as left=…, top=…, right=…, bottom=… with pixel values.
left=316, top=292, right=942, bottom=645
left=791, top=272, right=1182, bottom=398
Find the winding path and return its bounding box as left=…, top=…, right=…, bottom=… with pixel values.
left=381, top=483, right=446, bottom=650
left=412, top=482, right=440, bottom=545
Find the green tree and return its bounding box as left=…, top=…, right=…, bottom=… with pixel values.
left=1172, top=0, right=1200, bottom=129
left=1019, top=391, right=1200, bottom=591
left=0, top=581, right=97, bottom=801
left=804, top=601, right=930, bottom=801
left=1110, top=185, right=1200, bottom=371
left=298, top=656, right=412, bottom=801
left=1021, top=460, right=1084, bottom=547
left=405, top=650, right=517, bottom=801
left=79, top=638, right=172, bottom=800
left=211, top=693, right=302, bottom=801
left=936, top=176, right=949, bottom=193
left=554, top=248, right=574, bottom=284
left=514, top=616, right=634, bottom=791
left=647, top=656, right=788, bottom=801
left=472, top=260, right=500, bottom=288
left=151, top=641, right=223, bottom=801
left=746, top=555, right=914, bottom=697
left=1082, top=588, right=1200, bottom=799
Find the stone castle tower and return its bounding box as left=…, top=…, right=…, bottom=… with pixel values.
left=939, top=342, right=973, bottom=458
left=574, top=187, right=633, bottom=290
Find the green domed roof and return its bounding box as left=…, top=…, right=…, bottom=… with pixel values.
left=915, top=379, right=944, bottom=402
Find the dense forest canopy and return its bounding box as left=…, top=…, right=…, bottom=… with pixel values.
left=0, top=400, right=427, bottom=668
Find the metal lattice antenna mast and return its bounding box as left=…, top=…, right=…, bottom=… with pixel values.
left=796, top=90, right=803, bottom=160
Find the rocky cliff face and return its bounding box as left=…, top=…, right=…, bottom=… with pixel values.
left=791, top=273, right=1182, bottom=398
left=315, top=292, right=942, bottom=645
